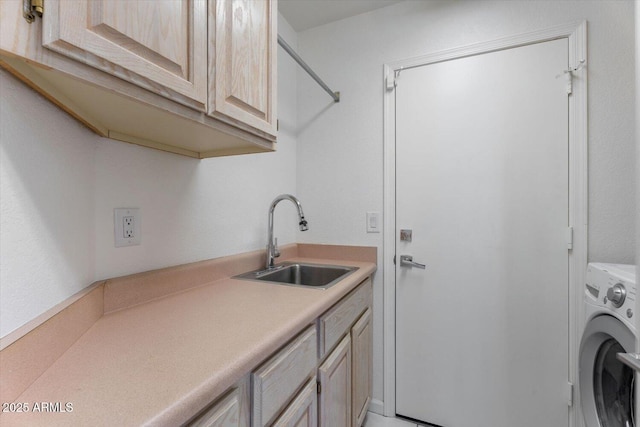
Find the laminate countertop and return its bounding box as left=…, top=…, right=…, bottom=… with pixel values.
left=0, top=251, right=376, bottom=426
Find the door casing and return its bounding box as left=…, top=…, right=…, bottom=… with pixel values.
left=382, top=21, right=588, bottom=427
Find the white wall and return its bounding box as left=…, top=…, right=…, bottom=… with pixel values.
left=295, top=0, right=636, bottom=408
left=0, top=15, right=299, bottom=339
left=1, top=69, right=97, bottom=339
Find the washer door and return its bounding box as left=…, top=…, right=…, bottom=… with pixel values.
left=580, top=315, right=636, bottom=427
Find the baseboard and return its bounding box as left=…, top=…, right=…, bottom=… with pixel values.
left=369, top=398, right=384, bottom=415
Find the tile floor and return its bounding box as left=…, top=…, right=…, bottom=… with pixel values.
left=363, top=411, right=424, bottom=427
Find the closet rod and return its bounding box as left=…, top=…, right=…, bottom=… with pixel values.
left=278, top=35, right=340, bottom=103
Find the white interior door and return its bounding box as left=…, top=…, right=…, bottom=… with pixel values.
left=395, top=39, right=570, bottom=427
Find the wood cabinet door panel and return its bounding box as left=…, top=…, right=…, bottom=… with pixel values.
left=209, top=0, right=276, bottom=136
left=43, top=0, right=207, bottom=106
left=272, top=377, right=318, bottom=427
left=318, top=334, right=351, bottom=427
left=351, top=308, right=372, bottom=427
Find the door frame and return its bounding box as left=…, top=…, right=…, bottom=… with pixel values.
left=382, top=21, right=587, bottom=427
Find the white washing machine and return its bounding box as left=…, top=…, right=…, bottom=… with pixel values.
left=580, top=263, right=637, bottom=427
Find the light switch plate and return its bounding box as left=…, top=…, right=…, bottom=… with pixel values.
left=366, top=212, right=380, bottom=233
left=114, top=208, right=141, bottom=247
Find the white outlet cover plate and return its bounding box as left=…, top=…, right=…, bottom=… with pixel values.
left=114, top=208, right=141, bottom=247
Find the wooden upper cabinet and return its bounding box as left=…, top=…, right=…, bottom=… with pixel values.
left=42, top=0, right=207, bottom=109
left=0, top=0, right=276, bottom=157
left=209, top=0, right=277, bottom=137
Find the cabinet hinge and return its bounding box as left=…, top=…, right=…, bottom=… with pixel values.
left=565, top=382, right=574, bottom=407
left=317, top=381, right=321, bottom=394
left=23, top=0, right=44, bottom=23
left=567, top=226, right=574, bottom=251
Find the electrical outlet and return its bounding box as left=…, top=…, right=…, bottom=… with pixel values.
left=123, top=216, right=135, bottom=238
left=114, top=208, right=141, bottom=247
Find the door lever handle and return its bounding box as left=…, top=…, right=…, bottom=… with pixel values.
left=400, top=255, right=426, bottom=269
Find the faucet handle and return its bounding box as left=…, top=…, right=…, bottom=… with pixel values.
left=274, top=238, right=281, bottom=258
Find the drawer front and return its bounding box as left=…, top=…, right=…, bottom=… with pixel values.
left=187, top=376, right=249, bottom=427
left=252, top=325, right=318, bottom=426
left=318, top=279, right=372, bottom=358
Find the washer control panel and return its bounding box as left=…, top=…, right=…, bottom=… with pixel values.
left=604, top=283, right=626, bottom=308
left=586, top=263, right=636, bottom=319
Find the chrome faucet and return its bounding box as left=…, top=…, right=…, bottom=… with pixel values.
left=266, top=194, right=308, bottom=269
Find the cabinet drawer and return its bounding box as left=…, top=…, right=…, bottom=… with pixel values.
left=186, top=376, right=249, bottom=427
left=252, top=325, right=317, bottom=426
left=318, top=279, right=372, bottom=359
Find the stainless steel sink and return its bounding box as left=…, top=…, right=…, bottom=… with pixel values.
left=234, top=262, right=357, bottom=289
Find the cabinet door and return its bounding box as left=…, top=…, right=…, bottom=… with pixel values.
left=209, top=0, right=277, bottom=136
left=272, top=377, right=318, bottom=427
left=318, top=334, right=351, bottom=427
left=351, top=308, right=372, bottom=427
left=42, top=0, right=207, bottom=107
